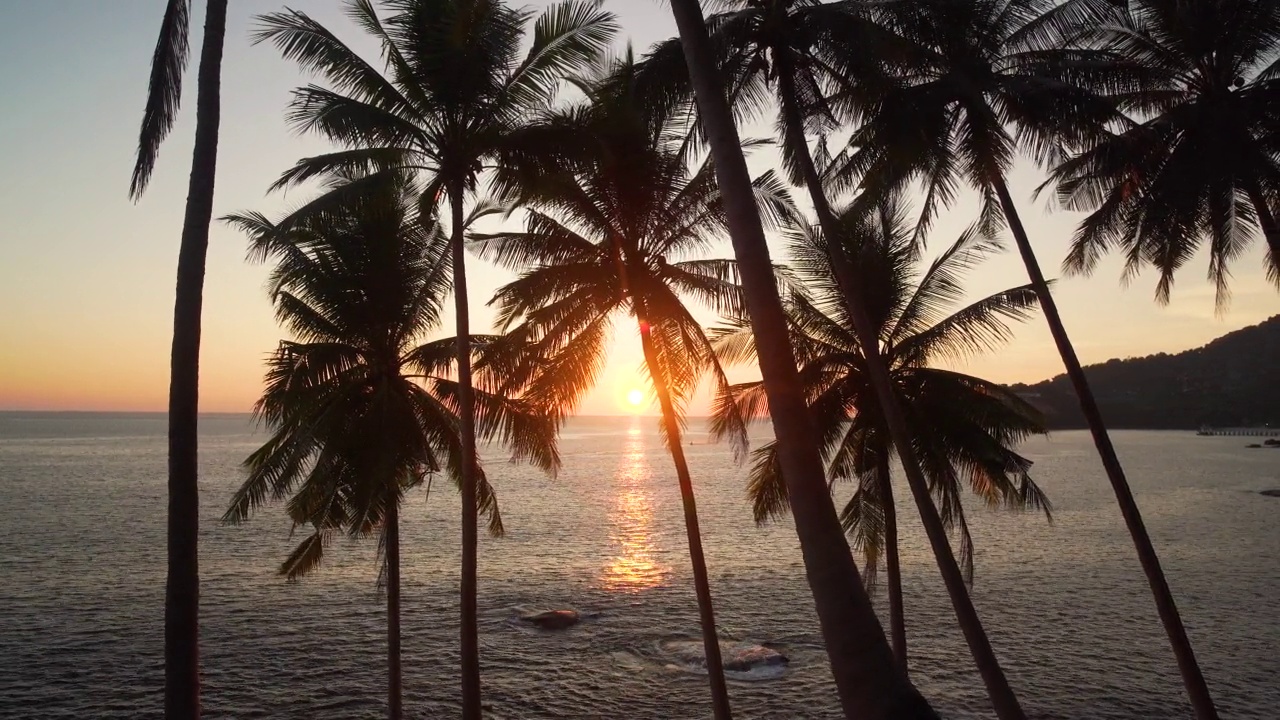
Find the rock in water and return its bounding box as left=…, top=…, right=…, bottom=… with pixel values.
left=523, top=609, right=580, bottom=630
left=664, top=640, right=788, bottom=672
left=722, top=644, right=789, bottom=672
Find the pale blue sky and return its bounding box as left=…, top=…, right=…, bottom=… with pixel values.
left=0, top=0, right=1275, bottom=413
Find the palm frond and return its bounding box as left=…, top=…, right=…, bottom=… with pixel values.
left=1044, top=0, right=1280, bottom=302
left=744, top=441, right=790, bottom=524
left=271, top=149, right=416, bottom=193
left=255, top=6, right=420, bottom=118
left=715, top=168, right=1052, bottom=587
left=838, top=477, right=888, bottom=592
left=896, top=283, right=1041, bottom=366
left=500, top=0, right=618, bottom=115
left=889, top=223, right=1004, bottom=344
left=279, top=527, right=336, bottom=581
left=285, top=86, right=425, bottom=149
left=130, top=0, right=190, bottom=199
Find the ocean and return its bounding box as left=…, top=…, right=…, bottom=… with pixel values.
left=0, top=413, right=1276, bottom=719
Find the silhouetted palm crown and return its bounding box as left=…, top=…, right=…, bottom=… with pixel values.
left=635, top=1, right=898, bottom=193
left=223, top=175, right=556, bottom=578
left=702, top=1, right=894, bottom=179
left=256, top=0, right=616, bottom=205
left=476, top=55, right=786, bottom=435
left=711, top=197, right=1050, bottom=582
left=828, top=0, right=1116, bottom=239
left=1047, top=0, right=1280, bottom=305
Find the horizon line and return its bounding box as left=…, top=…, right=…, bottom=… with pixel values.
left=0, top=409, right=677, bottom=418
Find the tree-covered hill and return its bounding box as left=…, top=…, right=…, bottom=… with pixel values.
left=1009, top=316, right=1280, bottom=429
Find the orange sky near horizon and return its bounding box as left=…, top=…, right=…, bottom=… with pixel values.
left=1, top=1, right=1276, bottom=416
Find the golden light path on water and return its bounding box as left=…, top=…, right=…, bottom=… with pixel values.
left=601, top=422, right=669, bottom=591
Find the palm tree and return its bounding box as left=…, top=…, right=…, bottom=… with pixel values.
left=1047, top=0, right=1280, bottom=308
left=825, top=2, right=1220, bottom=716
left=129, top=1, right=228, bottom=716
left=252, top=3, right=614, bottom=715
left=649, top=5, right=1029, bottom=714
left=655, top=1, right=891, bottom=230
left=223, top=173, right=557, bottom=720
left=471, top=53, right=799, bottom=718
left=710, top=195, right=1051, bottom=675
left=665, top=2, right=937, bottom=718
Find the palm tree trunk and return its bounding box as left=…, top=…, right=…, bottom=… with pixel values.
left=877, top=459, right=908, bottom=677
left=1244, top=182, right=1280, bottom=283
left=386, top=499, right=403, bottom=720
left=635, top=314, right=733, bottom=720
left=668, top=3, right=936, bottom=718
left=450, top=183, right=482, bottom=720
left=166, top=2, right=226, bottom=717
left=775, top=56, right=1025, bottom=720
left=993, top=178, right=1219, bottom=720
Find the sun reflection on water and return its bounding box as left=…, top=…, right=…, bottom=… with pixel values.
left=601, top=422, right=668, bottom=592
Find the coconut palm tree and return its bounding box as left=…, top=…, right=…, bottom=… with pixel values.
left=471, top=53, right=802, bottom=718
left=709, top=195, right=1051, bottom=675
left=664, top=2, right=937, bottom=718
left=223, top=172, right=557, bottom=720
left=825, top=2, right=1220, bottom=716
left=650, top=1, right=893, bottom=229
left=648, top=6, right=1029, bottom=714
left=1046, top=0, right=1280, bottom=308
left=129, top=1, right=228, bottom=716
left=252, top=3, right=614, bottom=714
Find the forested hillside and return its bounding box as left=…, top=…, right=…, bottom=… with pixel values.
left=1009, top=316, right=1280, bottom=429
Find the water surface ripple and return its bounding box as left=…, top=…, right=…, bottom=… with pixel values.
left=1, top=414, right=1276, bottom=718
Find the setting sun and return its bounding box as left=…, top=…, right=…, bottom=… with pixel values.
left=626, top=389, right=645, bottom=408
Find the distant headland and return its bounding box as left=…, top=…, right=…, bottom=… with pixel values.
left=1010, top=316, right=1280, bottom=430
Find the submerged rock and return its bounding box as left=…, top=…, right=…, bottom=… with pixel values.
left=665, top=640, right=789, bottom=672
left=523, top=609, right=580, bottom=630
left=1260, top=489, right=1280, bottom=498
left=722, top=644, right=789, bottom=672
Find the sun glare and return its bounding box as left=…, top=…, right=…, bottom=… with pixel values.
left=626, top=389, right=645, bottom=409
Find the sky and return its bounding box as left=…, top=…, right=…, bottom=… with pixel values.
left=0, top=1, right=1276, bottom=416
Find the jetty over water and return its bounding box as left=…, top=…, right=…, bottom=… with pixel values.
left=1196, top=426, right=1279, bottom=437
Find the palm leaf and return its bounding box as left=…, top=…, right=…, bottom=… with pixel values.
left=130, top=0, right=190, bottom=199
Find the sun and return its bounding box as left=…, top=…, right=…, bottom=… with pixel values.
left=626, top=389, right=645, bottom=409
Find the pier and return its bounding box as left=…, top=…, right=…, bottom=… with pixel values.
left=1196, top=426, right=1279, bottom=437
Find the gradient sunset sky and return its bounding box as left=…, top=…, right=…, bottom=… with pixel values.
left=1, top=1, right=1275, bottom=415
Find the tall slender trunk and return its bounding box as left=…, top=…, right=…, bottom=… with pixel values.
left=775, top=58, right=1025, bottom=720
left=451, top=184, right=482, bottom=720
left=877, top=459, right=907, bottom=677
left=386, top=499, right=403, bottom=720
left=635, top=313, right=733, bottom=720
left=668, top=3, right=936, bottom=718
left=993, top=178, right=1219, bottom=720
left=166, top=2, right=226, bottom=718
left=1244, top=181, right=1280, bottom=283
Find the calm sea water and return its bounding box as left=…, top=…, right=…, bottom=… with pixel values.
left=0, top=413, right=1277, bottom=719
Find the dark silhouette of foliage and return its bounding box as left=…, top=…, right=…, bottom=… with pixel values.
left=253, top=3, right=616, bottom=715
left=821, top=3, right=1222, bottom=714
left=224, top=172, right=557, bottom=720
left=476, top=52, right=791, bottom=717
left=710, top=194, right=1050, bottom=673
left=664, top=3, right=938, bottom=717
left=1045, top=0, right=1280, bottom=307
